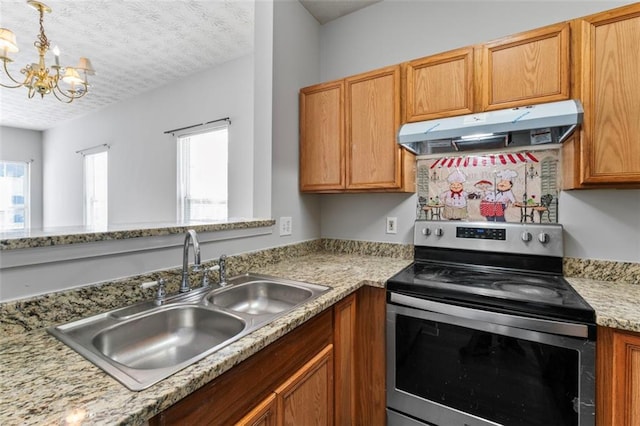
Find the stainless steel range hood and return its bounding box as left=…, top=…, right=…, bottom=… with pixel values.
left=398, top=99, right=583, bottom=155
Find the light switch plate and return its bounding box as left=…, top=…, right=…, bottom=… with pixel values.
left=386, top=217, right=397, bottom=234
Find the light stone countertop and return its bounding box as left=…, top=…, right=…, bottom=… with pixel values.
left=1, top=252, right=638, bottom=426
left=568, top=277, right=640, bottom=333
left=0, top=218, right=275, bottom=250
left=0, top=253, right=411, bottom=426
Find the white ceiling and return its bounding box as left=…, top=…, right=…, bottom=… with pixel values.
left=0, top=0, right=379, bottom=131
left=299, top=0, right=381, bottom=24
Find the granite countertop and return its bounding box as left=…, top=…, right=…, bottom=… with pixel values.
left=0, top=218, right=275, bottom=250
left=0, top=253, right=411, bottom=426
left=568, top=277, right=640, bottom=333
left=1, top=252, right=638, bottom=425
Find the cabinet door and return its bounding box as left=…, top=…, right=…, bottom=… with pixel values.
left=597, top=327, right=640, bottom=426
left=300, top=80, right=345, bottom=191
left=354, top=286, right=386, bottom=424
left=276, top=344, right=334, bottom=426
left=404, top=47, right=475, bottom=122
left=333, top=294, right=356, bottom=425
left=481, top=22, right=570, bottom=111
left=345, top=65, right=403, bottom=190
left=576, top=4, right=640, bottom=185
left=236, top=393, right=277, bottom=426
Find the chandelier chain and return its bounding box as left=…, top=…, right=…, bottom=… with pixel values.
left=35, top=6, right=50, bottom=51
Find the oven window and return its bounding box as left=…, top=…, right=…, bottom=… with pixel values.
left=395, top=314, right=579, bottom=426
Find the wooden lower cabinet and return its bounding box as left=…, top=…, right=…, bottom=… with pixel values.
left=597, top=326, right=640, bottom=426
left=354, top=286, right=387, bottom=424
left=334, top=294, right=357, bottom=425
left=150, top=286, right=388, bottom=426
left=236, top=394, right=277, bottom=426
left=238, top=345, right=334, bottom=426
left=276, top=345, right=334, bottom=425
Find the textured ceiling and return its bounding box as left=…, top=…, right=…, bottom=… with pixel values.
left=0, top=0, right=254, bottom=130
left=0, top=0, right=378, bottom=131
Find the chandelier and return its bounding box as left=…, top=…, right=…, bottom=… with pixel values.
left=0, top=0, right=95, bottom=102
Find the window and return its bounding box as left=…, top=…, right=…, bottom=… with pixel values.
left=84, top=151, right=108, bottom=229
left=0, top=160, right=30, bottom=231
left=177, top=126, right=228, bottom=222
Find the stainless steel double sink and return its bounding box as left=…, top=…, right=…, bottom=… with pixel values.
left=48, top=274, right=330, bottom=391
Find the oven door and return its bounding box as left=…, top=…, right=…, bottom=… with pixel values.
left=386, top=293, right=595, bottom=426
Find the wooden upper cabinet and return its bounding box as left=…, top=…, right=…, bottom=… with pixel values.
left=299, top=80, right=345, bottom=191
left=568, top=3, right=640, bottom=187
left=346, top=65, right=407, bottom=190
left=300, top=67, right=414, bottom=193
left=480, top=22, right=570, bottom=111
left=404, top=47, right=475, bottom=122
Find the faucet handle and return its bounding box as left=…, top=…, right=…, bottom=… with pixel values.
left=200, top=265, right=220, bottom=288
left=219, top=255, right=227, bottom=286
left=141, top=278, right=167, bottom=305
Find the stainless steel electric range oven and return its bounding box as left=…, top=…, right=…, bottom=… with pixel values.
left=386, top=221, right=596, bottom=426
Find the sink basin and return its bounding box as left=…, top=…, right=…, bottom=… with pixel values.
left=92, top=306, right=245, bottom=370
left=48, top=273, right=330, bottom=391
left=206, top=281, right=313, bottom=315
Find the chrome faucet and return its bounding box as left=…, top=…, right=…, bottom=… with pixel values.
left=180, top=229, right=201, bottom=293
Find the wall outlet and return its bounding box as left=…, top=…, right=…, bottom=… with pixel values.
left=386, top=217, right=398, bottom=234
left=279, top=216, right=292, bottom=236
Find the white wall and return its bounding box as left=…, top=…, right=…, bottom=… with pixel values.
left=43, top=55, right=255, bottom=227
left=272, top=0, right=322, bottom=242
left=317, top=0, right=640, bottom=262
left=0, top=126, right=43, bottom=228
left=559, top=190, right=640, bottom=262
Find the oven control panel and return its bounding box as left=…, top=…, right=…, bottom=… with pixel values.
left=456, top=226, right=506, bottom=240
left=415, top=220, right=563, bottom=257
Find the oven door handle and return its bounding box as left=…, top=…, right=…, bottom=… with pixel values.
left=389, top=292, right=590, bottom=338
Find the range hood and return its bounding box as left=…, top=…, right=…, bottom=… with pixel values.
left=398, top=99, right=583, bottom=155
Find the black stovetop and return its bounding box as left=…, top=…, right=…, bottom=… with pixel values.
left=387, top=258, right=595, bottom=324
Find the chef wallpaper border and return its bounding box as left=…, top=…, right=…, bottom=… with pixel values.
left=416, top=148, right=560, bottom=223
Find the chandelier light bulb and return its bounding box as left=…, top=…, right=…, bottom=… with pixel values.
left=52, top=45, right=60, bottom=66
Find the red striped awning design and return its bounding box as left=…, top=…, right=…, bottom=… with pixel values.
left=429, top=152, right=538, bottom=169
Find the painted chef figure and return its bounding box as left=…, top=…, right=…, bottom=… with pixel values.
left=481, top=169, right=517, bottom=222
left=441, top=170, right=468, bottom=220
